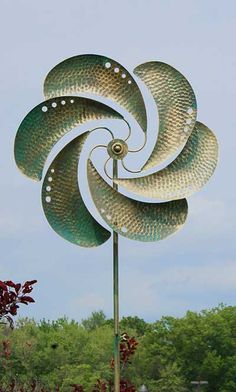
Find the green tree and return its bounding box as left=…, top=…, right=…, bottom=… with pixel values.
left=120, top=316, right=148, bottom=336
left=1, top=306, right=236, bottom=391
left=151, top=363, right=187, bottom=392
left=82, top=311, right=107, bottom=331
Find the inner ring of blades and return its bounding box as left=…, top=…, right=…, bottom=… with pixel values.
left=89, top=122, right=147, bottom=179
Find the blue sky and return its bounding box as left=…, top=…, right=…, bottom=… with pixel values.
left=0, top=0, right=235, bottom=322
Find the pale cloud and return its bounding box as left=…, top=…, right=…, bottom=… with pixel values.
left=0, top=206, right=42, bottom=237
left=190, top=195, right=229, bottom=234
left=153, top=260, right=236, bottom=292
left=71, top=294, right=106, bottom=319
left=115, top=259, right=236, bottom=319
left=118, top=271, right=187, bottom=320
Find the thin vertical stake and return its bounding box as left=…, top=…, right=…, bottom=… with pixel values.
left=113, top=159, right=120, bottom=392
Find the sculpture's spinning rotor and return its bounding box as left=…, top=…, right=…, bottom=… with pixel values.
left=14, top=54, right=218, bottom=247
left=107, top=139, right=128, bottom=160
left=13, top=54, right=219, bottom=392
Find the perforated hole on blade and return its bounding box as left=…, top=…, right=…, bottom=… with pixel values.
left=42, top=106, right=48, bottom=112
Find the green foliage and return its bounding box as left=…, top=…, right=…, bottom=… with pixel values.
left=120, top=316, right=148, bottom=336
left=0, top=306, right=236, bottom=391
left=150, top=363, right=187, bottom=392
left=82, top=311, right=107, bottom=331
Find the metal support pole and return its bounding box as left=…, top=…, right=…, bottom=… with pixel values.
left=113, top=159, right=120, bottom=392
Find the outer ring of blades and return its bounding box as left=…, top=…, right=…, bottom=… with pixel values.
left=14, top=55, right=218, bottom=247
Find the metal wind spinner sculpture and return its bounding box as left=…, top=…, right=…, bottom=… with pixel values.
left=14, top=55, right=218, bottom=391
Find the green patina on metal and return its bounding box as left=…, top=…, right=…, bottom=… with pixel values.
left=42, top=133, right=110, bottom=247
left=87, top=160, right=188, bottom=242
left=14, top=54, right=218, bottom=246
left=44, top=54, right=147, bottom=133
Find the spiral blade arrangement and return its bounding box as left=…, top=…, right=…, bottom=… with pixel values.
left=14, top=54, right=218, bottom=247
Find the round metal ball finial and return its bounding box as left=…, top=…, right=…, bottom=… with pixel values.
left=107, top=139, right=128, bottom=160
left=113, top=143, right=122, bottom=154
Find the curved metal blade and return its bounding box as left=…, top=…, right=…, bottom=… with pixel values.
left=42, top=133, right=111, bottom=247
left=116, top=122, right=218, bottom=200
left=14, top=96, right=122, bottom=181
left=87, top=160, right=188, bottom=242
left=44, top=54, right=147, bottom=132
left=134, top=61, right=197, bottom=170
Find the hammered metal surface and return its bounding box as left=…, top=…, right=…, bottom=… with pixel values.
left=14, top=96, right=122, bottom=181
left=115, top=122, right=218, bottom=200
left=42, top=133, right=111, bottom=247
left=44, top=54, right=147, bottom=132
left=87, top=160, right=188, bottom=242
left=134, top=62, right=197, bottom=170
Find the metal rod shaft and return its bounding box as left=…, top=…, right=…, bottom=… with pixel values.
left=113, top=159, right=120, bottom=392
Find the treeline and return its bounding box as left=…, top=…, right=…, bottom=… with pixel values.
left=0, top=305, right=236, bottom=391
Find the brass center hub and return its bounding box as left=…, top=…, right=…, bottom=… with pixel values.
left=107, top=139, right=128, bottom=160
left=112, top=142, right=123, bottom=155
